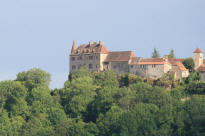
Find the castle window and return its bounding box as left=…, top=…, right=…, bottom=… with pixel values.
left=131, top=65, right=134, bottom=68
left=89, top=56, right=93, bottom=60
left=152, top=64, right=156, bottom=68
left=140, top=65, right=143, bottom=68
left=78, top=56, right=82, bottom=60
left=72, top=65, right=76, bottom=70
left=89, top=64, right=93, bottom=69
left=72, top=57, right=75, bottom=61
left=142, top=65, right=146, bottom=69
left=113, top=65, right=117, bottom=69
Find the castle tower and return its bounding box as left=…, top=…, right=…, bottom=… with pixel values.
left=193, top=47, right=203, bottom=70
left=71, top=40, right=77, bottom=54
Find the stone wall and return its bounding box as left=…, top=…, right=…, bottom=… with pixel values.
left=108, top=61, right=129, bottom=74
left=200, top=72, right=205, bottom=82
left=70, top=53, right=102, bottom=73
left=100, top=54, right=108, bottom=71
left=194, top=53, right=204, bottom=69
left=129, top=64, right=167, bottom=79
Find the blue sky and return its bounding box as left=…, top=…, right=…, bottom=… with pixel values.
left=0, top=0, right=205, bottom=88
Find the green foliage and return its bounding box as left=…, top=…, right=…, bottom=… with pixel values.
left=116, top=103, right=159, bottom=136
left=47, top=108, right=67, bottom=126
left=182, top=58, right=195, bottom=72
left=168, top=49, right=175, bottom=59
left=152, top=48, right=160, bottom=58
left=1, top=68, right=205, bottom=136
left=94, top=70, right=119, bottom=88
left=183, top=95, right=205, bottom=135
left=97, top=106, right=124, bottom=136
left=185, top=82, right=205, bottom=94
left=0, top=109, right=12, bottom=136
left=70, top=66, right=93, bottom=81
left=0, top=81, right=29, bottom=118
left=16, top=68, right=51, bottom=90
left=118, top=73, right=143, bottom=87
left=61, top=76, right=97, bottom=118
left=21, top=115, right=54, bottom=136
left=55, top=118, right=98, bottom=136
left=154, top=73, right=174, bottom=89
left=185, top=72, right=201, bottom=84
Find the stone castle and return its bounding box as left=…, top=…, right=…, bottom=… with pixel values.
left=69, top=40, right=205, bottom=81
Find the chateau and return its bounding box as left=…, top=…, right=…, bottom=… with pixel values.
left=69, top=41, right=205, bottom=81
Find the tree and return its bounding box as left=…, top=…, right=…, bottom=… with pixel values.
left=182, top=58, right=195, bottom=72
left=46, top=108, right=67, bottom=126
left=85, top=86, right=117, bottom=122
left=115, top=103, right=159, bottom=136
left=168, top=49, right=175, bottom=59
left=55, top=118, right=98, bottom=136
left=0, top=109, right=12, bottom=136
left=94, top=70, right=119, bottom=88
left=0, top=81, right=29, bottom=118
left=97, top=106, right=124, bottom=136
left=185, top=72, right=201, bottom=84
left=152, top=48, right=160, bottom=58
left=62, top=76, right=97, bottom=118
left=21, top=115, right=54, bottom=136
left=69, top=66, right=93, bottom=81
left=183, top=95, right=205, bottom=136
left=16, top=68, right=51, bottom=90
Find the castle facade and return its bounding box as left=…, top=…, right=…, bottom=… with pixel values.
left=69, top=41, right=205, bottom=81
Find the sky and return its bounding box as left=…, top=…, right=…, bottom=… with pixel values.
left=0, top=0, right=205, bottom=89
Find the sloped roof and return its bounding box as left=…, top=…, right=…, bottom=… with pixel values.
left=104, top=51, right=135, bottom=62
left=176, top=62, right=187, bottom=71
left=131, top=58, right=166, bottom=65
left=130, top=57, right=142, bottom=65
left=71, top=41, right=109, bottom=54
left=198, top=65, right=205, bottom=72
left=193, top=48, right=203, bottom=53
left=168, top=59, right=187, bottom=71
left=168, top=58, right=184, bottom=64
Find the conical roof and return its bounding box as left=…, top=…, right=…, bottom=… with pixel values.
left=71, top=40, right=77, bottom=53
left=193, top=48, right=203, bottom=53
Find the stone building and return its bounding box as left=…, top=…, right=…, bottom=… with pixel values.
left=193, top=48, right=205, bottom=82
left=129, top=57, right=172, bottom=79
left=69, top=40, right=108, bottom=73
left=103, top=51, right=135, bottom=74
left=70, top=41, right=205, bottom=80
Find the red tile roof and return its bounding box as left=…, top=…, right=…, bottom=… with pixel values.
left=193, top=48, right=203, bottom=53
left=168, top=58, right=184, bottom=64
left=130, top=57, right=142, bottom=65
left=198, top=65, right=205, bottom=72
left=176, top=62, right=187, bottom=71
left=71, top=41, right=109, bottom=54
left=132, top=58, right=166, bottom=65
left=104, top=51, right=135, bottom=62
left=168, top=59, right=187, bottom=71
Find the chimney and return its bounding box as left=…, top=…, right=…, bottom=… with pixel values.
left=99, top=41, right=104, bottom=46
left=89, top=41, right=94, bottom=46
left=163, top=55, right=168, bottom=63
